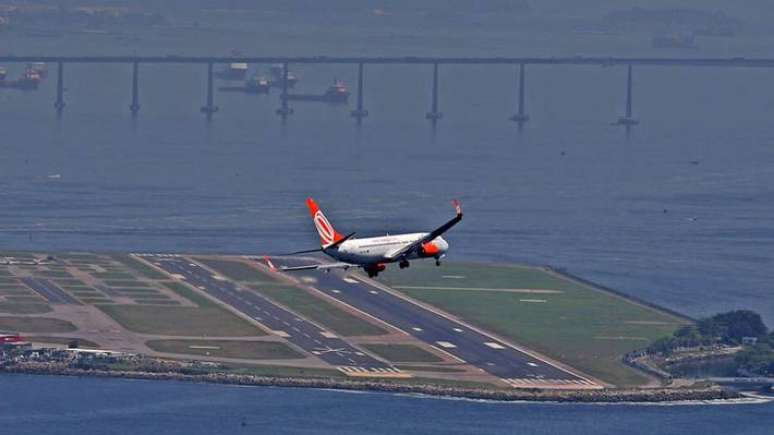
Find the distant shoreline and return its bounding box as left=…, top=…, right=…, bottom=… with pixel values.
left=0, top=365, right=744, bottom=404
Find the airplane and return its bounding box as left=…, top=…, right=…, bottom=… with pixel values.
left=265, top=197, right=462, bottom=278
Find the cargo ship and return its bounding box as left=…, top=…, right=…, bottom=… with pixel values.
left=0, top=69, right=42, bottom=90
left=26, top=62, right=48, bottom=78
left=283, top=80, right=350, bottom=104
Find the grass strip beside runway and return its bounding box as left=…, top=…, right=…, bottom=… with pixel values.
left=97, top=305, right=265, bottom=337
left=193, top=258, right=270, bottom=282
left=255, top=286, right=389, bottom=337
left=146, top=339, right=304, bottom=360
left=0, top=316, right=77, bottom=333
left=362, top=344, right=443, bottom=363
left=0, top=303, right=52, bottom=314
left=381, top=262, right=688, bottom=387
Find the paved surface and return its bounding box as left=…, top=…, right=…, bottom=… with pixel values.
left=21, top=277, right=78, bottom=304
left=137, top=254, right=405, bottom=378
left=269, top=257, right=599, bottom=389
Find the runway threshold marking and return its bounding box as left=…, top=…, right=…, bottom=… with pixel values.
left=337, top=366, right=411, bottom=378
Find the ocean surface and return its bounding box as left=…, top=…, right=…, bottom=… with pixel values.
left=0, top=374, right=772, bottom=435
left=1, top=2, right=774, bottom=431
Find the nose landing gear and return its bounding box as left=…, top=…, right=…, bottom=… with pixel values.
left=435, top=258, right=442, bottom=266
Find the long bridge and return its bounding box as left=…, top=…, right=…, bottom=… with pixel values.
left=2, top=55, right=772, bottom=126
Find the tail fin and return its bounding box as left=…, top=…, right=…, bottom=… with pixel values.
left=306, top=198, right=344, bottom=247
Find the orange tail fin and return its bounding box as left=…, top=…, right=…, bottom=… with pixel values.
left=306, top=198, right=344, bottom=247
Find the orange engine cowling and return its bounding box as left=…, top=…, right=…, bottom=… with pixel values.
left=366, top=263, right=386, bottom=273
left=418, top=242, right=441, bottom=258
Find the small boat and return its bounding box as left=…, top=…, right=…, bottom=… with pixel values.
left=269, top=64, right=299, bottom=88
left=245, top=75, right=270, bottom=94
left=284, top=80, right=350, bottom=104
left=216, top=62, right=249, bottom=80
left=0, top=67, right=6, bottom=81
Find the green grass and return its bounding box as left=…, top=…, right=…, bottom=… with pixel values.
left=103, top=280, right=151, bottom=288
left=255, top=286, right=388, bottom=336
left=0, top=289, right=33, bottom=295
left=113, top=288, right=161, bottom=294
left=92, top=272, right=136, bottom=280
left=79, top=298, right=113, bottom=304
left=362, top=344, right=443, bottom=363
left=211, top=362, right=344, bottom=379
left=110, top=255, right=169, bottom=280
left=380, top=262, right=688, bottom=387
left=193, top=258, right=267, bottom=282
left=146, top=339, right=303, bottom=360
left=4, top=296, right=46, bottom=303
left=0, top=316, right=77, bottom=333
left=134, top=299, right=179, bottom=305
left=162, top=282, right=216, bottom=308
left=53, top=279, right=86, bottom=287
left=0, top=303, right=52, bottom=314
left=38, top=270, right=72, bottom=278
left=63, top=286, right=101, bottom=292
left=395, top=365, right=467, bottom=373
left=97, top=305, right=265, bottom=337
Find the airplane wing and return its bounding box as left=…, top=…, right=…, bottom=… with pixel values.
left=264, top=256, right=358, bottom=272
left=280, top=232, right=356, bottom=256
left=384, top=199, right=462, bottom=260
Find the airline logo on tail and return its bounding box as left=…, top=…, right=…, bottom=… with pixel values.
left=307, top=197, right=343, bottom=246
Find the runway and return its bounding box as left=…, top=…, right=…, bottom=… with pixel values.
left=21, top=277, right=78, bottom=304
left=137, top=254, right=405, bottom=378
left=269, top=257, right=598, bottom=389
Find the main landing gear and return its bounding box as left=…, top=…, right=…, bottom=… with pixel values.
left=435, top=257, right=442, bottom=266
left=399, top=260, right=410, bottom=269
left=365, top=264, right=386, bottom=278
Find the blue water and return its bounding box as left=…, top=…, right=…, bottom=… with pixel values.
left=0, top=375, right=771, bottom=435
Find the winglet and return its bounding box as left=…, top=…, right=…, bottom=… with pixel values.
left=452, top=199, right=462, bottom=217
left=263, top=256, right=278, bottom=272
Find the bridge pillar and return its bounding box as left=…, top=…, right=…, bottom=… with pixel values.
left=613, top=65, right=638, bottom=129
left=350, top=62, right=368, bottom=124
left=129, top=61, right=140, bottom=116
left=425, top=63, right=443, bottom=122
left=276, top=62, right=294, bottom=120
left=509, top=63, right=529, bottom=127
left=200, top=62, right=219, bottom=118
left=54, top=61, right=65, bottom=113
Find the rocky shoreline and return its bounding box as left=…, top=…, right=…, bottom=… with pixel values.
left=0, top=364, right=742, bottom=403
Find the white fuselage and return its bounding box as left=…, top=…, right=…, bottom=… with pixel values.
left=328, top=233, right=449, bottom=265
